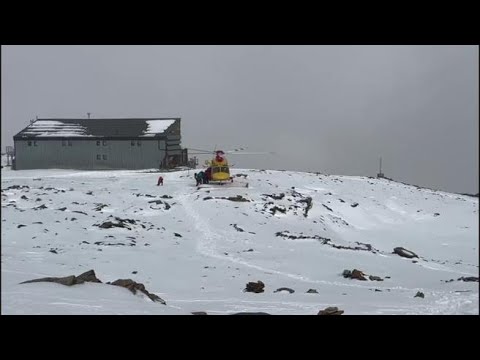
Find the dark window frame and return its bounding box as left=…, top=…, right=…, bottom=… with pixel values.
left=137, top=141, right=141, bottom=146
left=102, top=154, right=107, bottom=160
left=67, top=140, right=72, bottom=146
left=131, top=140, right=135, bottom=146
left=96, top=141, right=101, bottom=146
left=96, top=154, right=101, bottom=160
left=62, top=140, right=66, bottom=146
left=102, top=140, right=107, bottom=146
left=28, top=141, right=32, bottom=146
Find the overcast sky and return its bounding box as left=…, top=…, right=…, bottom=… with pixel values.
left=1, top=45, right=478, bottom=193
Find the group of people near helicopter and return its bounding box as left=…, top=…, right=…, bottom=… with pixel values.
left=194, top=168, right=211, bottom=186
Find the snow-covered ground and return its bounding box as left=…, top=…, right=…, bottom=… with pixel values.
left=1, top=161, right=478, bottom=314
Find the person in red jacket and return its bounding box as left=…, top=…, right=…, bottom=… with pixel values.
left=157, top=175, right=164, bottom=186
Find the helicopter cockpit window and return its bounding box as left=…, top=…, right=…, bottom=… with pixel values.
left=212, top=167, right=219, bottom=174
left=221, top=167, right=229, bottom=173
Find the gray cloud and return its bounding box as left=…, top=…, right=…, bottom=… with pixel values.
left=1, top=45, right=478, bottom=193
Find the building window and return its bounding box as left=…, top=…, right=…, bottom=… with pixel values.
left=137, top=141, right=141, bottom=146
left=96, top=141, right=101, bottom=146
left=103, top=140, right=107, bottom=146
left=96, top=154, right=101, bottom=160
left=34, top=141, right=38, bottom=146
left=131, top=140, right=135, bottom=146
left=67, top=140, right=72, bottom=146
left=28, top=141, right=32, bottom=146
left=102, top=155, right=107, bottom=160
left=62, top=140, right=66, bottom=146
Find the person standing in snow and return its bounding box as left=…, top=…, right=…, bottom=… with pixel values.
left=157, top=175, right=164, bottom=186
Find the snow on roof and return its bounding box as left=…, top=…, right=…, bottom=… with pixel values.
left=141, top=119, right=176, bottom=137
left=21, top=120, right=92, bottom=137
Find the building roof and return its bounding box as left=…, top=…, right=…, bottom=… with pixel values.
left=13, top=118, right=180, bottom=139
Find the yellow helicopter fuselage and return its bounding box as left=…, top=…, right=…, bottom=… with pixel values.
left=210, top=157, right=231, bottom=182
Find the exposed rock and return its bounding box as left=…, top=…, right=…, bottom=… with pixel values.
left=415, top=291, right=425, bottom=298
left=76, top=270, right=102, bottom=284
left=458, top=276, right=479, bottom=282
left=33, top=204, right=47, bottom=210
left=306, top=288, right=318, bottom=294
left=322, top=204, right=333, bottom=212
left=369, top=275, right=384, bottom=281
left=227, top=195, right=249, bottom=202
left=17, top=224, right=27, bottom=228
left=270, top=206, right=286, bottom=215
left=109, top=279, right=166, bottom=304
left=21, top=195, right=28, bottom=200
left=244, top=281, right=265, bottom=293
left=93, top=203, right=108, bottom=211
left=393, top=247, right=418, bottom=259
left=433, top=213, right=440, bottom=217
left=57, top=207, right=67, bottom=211
left=274, top=287, right=295, bottom=294
left=231, top=224, right=245, bottom=232
left=49, top=249, right=58, bottom=254
left=262, top=193, right=285, bottom=200
left=192, top=311, right=208, bottom=315
left=351, top=202, right=359, bottom=208
left=318, top=307, right=344, bottom=315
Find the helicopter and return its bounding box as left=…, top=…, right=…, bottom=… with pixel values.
left=187, top=147, right=268, bottom=187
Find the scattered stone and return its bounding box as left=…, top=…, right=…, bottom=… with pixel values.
left=351, top=202, right=359, bottom=208
left=369, top=275, right=384, bottom=281
left=415, top=291, right=425, bottom=298
left=231, top=224, right=245, bottom=232
left=306, top=288, right=318, bottom=294
left=192, top=311, right=208, bottom=315
left=322, top=204, right=333, bottom=212
left=458, top=276, right=479, bottom=282
left=132, top=271, right=138, bottom=274
left=227, top=195, right=249, bottom=202
left=174, top=233, right=182, bottom=237
left=33, top=204, right=47, bottom=210
left=72, top=211, right=88, bottom=215
left=20, top=195, right=28, bottom=200
left=93, top=204, right=108, bottom=211
left=57, top=207, right=67, bottom=211
left=274, top=287, right=295, bottom=294
left=393, top=247, right=418, bottom=259
left=49, top=249, right=58, bottom=254
left=318, top=307, right=344, bottom=315
left=433, top=213, right=440, bottom=217
left=17, top=224, right=27, bottom=228
left=244, top=281, right=265, bottom=293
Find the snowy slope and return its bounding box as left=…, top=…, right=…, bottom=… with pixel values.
left=1, top=165, right=478, bottom=315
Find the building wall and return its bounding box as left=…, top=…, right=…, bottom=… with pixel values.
left=13, top=138, right=174, bottom=170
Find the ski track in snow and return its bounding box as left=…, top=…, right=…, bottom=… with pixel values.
left=177, top=191, right=442, bottom=293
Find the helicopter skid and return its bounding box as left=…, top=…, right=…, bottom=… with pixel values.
left=197, top=181, right=249, bottom=188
